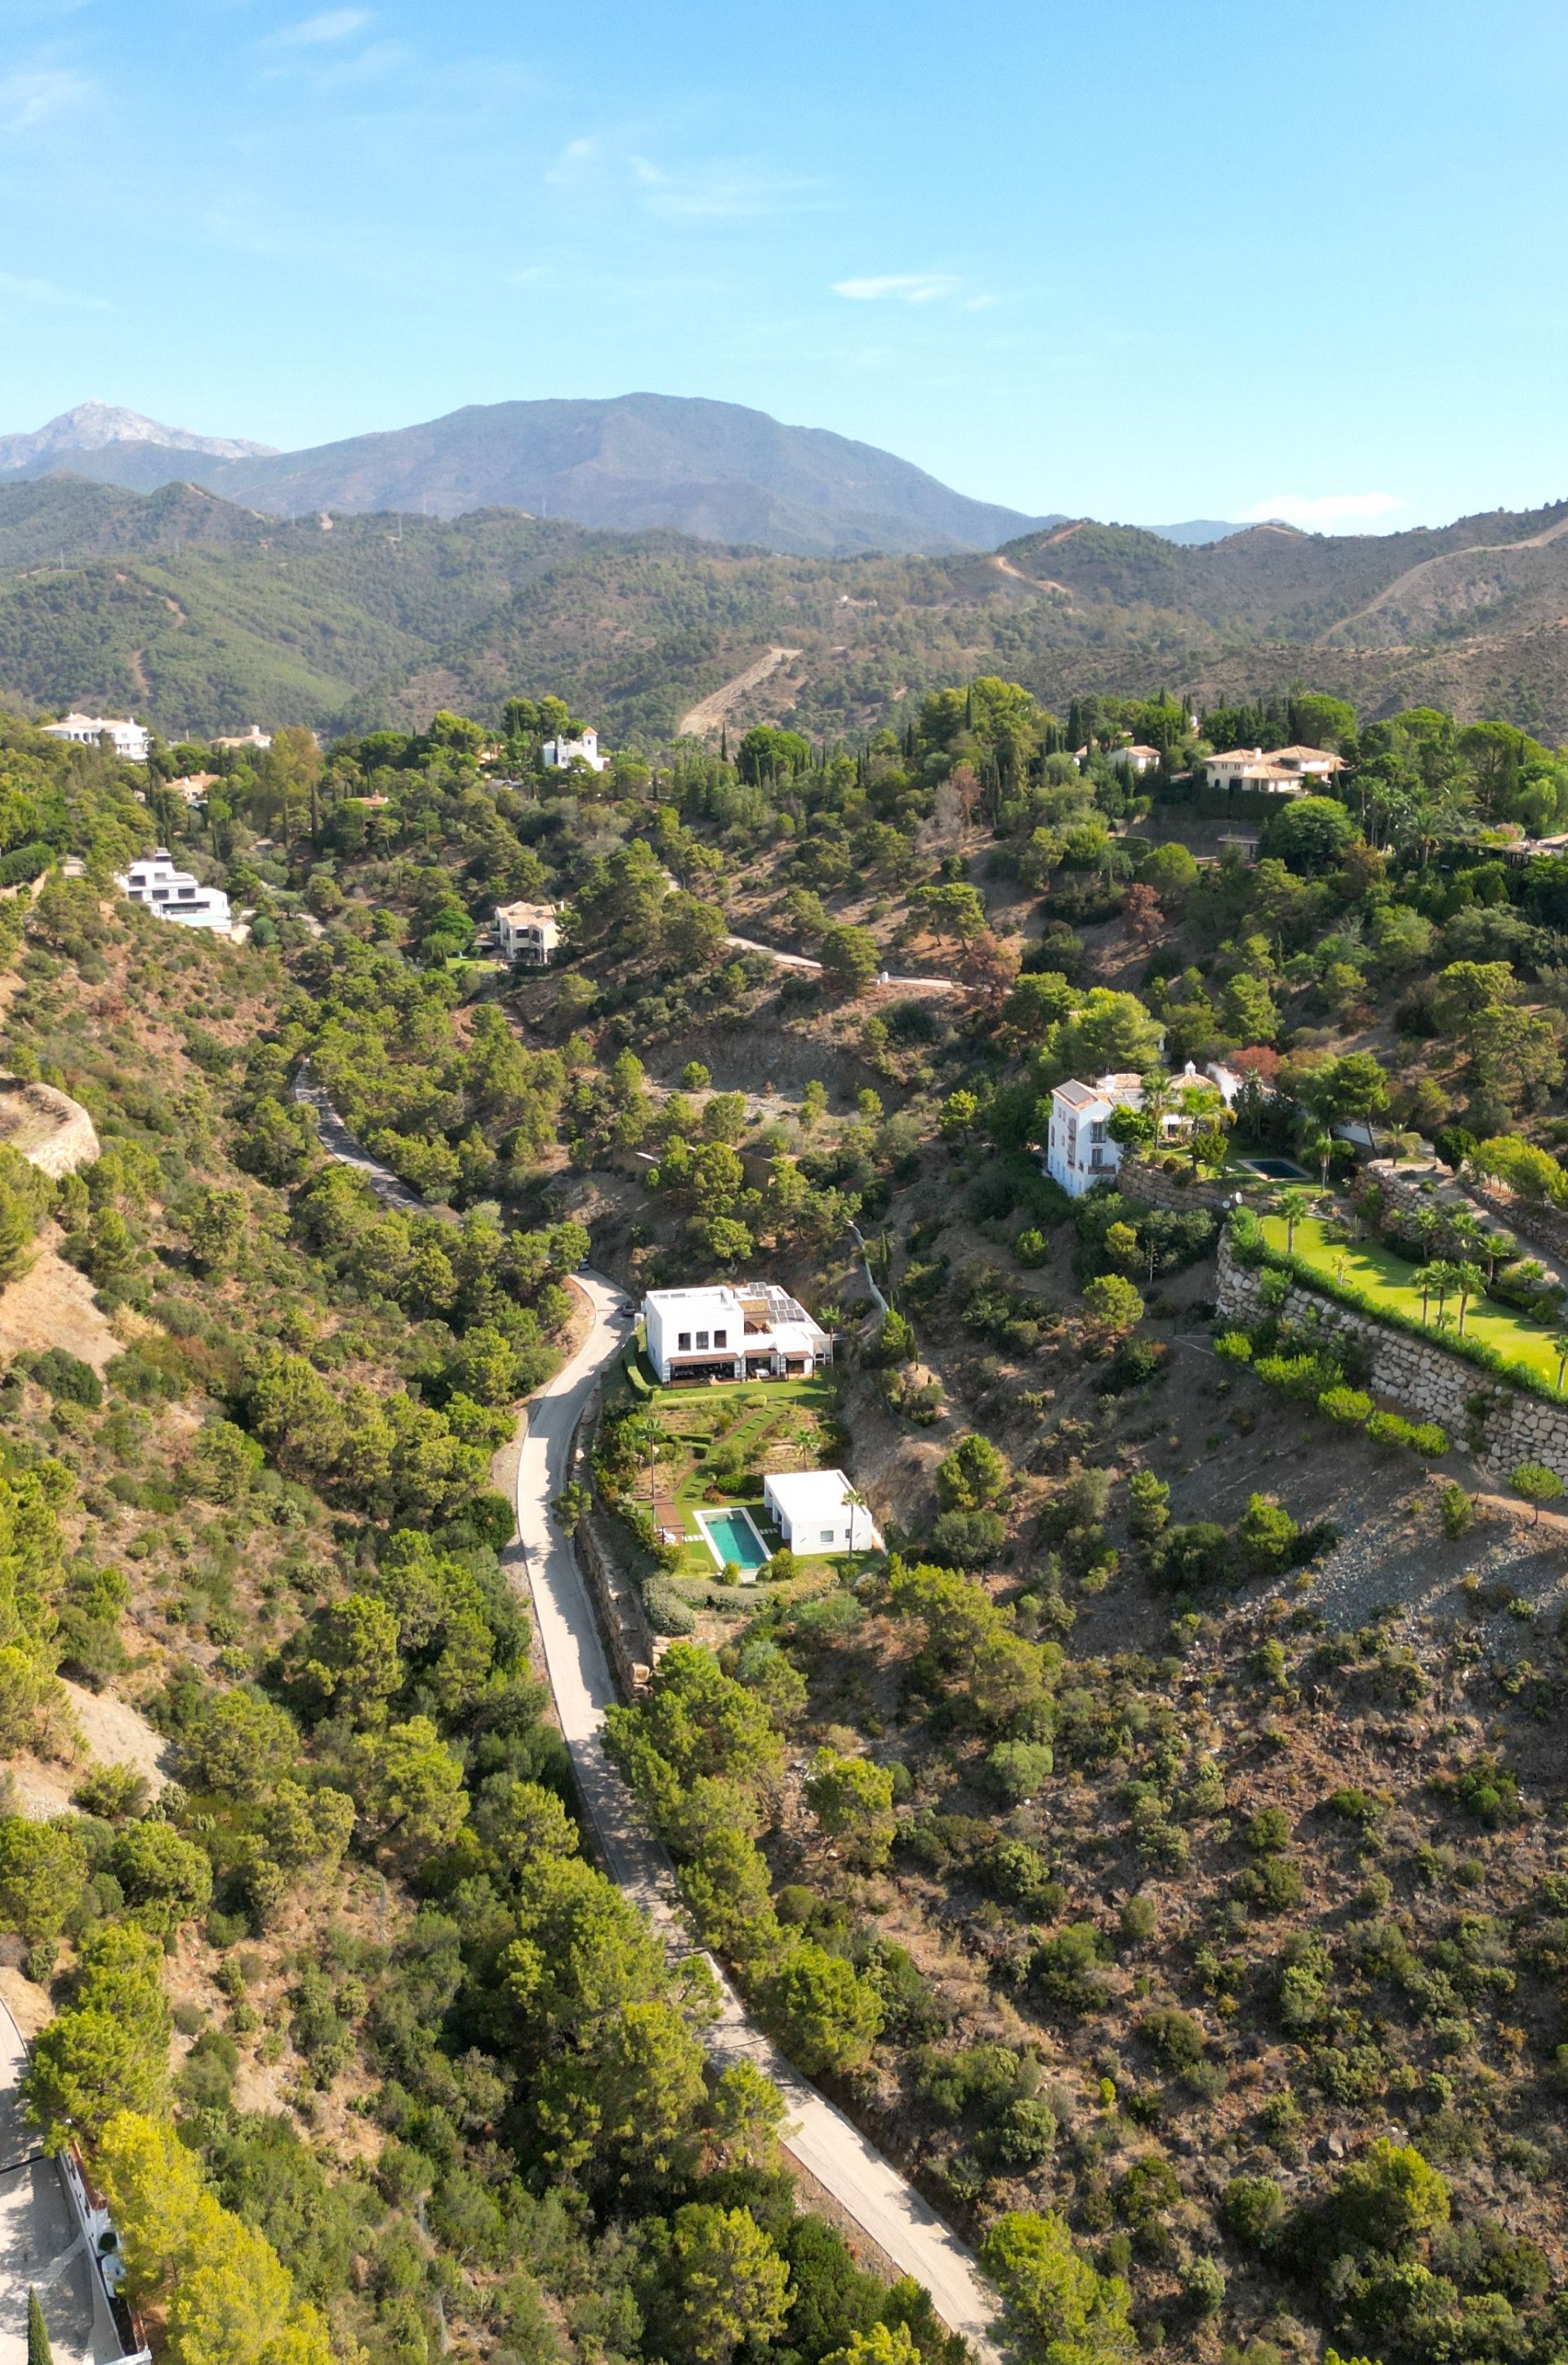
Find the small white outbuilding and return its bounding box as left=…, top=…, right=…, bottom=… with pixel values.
left=763, top=1469, right=882, bottom=1556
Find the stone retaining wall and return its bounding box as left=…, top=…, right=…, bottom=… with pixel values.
left=568, top=1385, right=659, bottom=1694
left=1117, top=1158, right=1232, bottom=1214
left=1216, top=1231, right=1568, bottom=1481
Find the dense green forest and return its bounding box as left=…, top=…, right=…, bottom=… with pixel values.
left=10, top=475, right=1568, bottom=743
left=9, top=666, right=1568, bottom=2365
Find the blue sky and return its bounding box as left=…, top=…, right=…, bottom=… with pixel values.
left=2, top=0, right=1565, bottom=531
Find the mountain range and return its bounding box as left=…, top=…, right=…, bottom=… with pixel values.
left=2, top=472, right=1568, bottom=746
left=0, top=394, right=1064, bottom=560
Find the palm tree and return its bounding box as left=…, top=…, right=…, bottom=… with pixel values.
left=1299, top=1118, right=1334, bottom=1187
left=624, top=1413, right=673, bottom=1513
left=1552, top=1331, right=1568, bottom=1395
left=1449, top=1210, right=1491, bottom=1272
left=1279, top=1187, right=1311, bottom=1254
left=1453, top=1260, right=1487, bottom=1338
left=1425, top=1260, right=1463, bottom=1329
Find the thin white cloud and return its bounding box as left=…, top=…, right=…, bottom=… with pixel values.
left=630, top=154, right=827, bottom=220
left=0, top=66, right=93, bottom=131
left=545, top=136, right=598, bottom=185
left=833, top=273, right=961, bottom=304
left=1244, top=491, right=1404, bottom=528
left=261, top=8, right=370, bottom=47
left=0, top=269, right=107, bottom=310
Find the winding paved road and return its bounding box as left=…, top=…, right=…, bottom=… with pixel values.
left=301, top=1076, right=1000, bottom=2356
left=508, top=1274, right=1000, bottom=2362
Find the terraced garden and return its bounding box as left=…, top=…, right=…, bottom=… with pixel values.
left=1259, top=1212, right=1568, bottom=1394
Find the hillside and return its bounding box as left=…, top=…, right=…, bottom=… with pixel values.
left=11, top=477, right=1568, bottom=741
left=9, top=662, right=1568, bottom=2365
left=0, top=394, right=1054, bottom=559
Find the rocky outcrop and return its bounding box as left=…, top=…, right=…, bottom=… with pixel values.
left=1217, top=1231, right=1568, bottom=1481
left=0, top=1078, right=99, bottom=1178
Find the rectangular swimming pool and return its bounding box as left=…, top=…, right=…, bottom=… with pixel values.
left=697, top=1505, right=770, bottom=1574
left=1243, top=1156, right=1311, bottom=1180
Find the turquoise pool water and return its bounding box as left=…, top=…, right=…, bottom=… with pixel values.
left=698, top=1507, right=769, bottom=1570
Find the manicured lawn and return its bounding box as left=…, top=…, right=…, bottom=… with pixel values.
left=1261, top=1215, right=1568, bottom=1393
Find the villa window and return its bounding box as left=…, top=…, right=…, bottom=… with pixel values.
left=696, top=1330, right=709, bottom=1350
left=820, top=1529, right=835, bottom=1544
left=678, top=1331, right=691, bottom=1351
left=714, top=1329, right=727, bottom=1347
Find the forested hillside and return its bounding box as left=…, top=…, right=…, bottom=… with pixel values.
left=9, top=668, right=1568, bottom=2365
left=10, top=478, right=1568, bottom=743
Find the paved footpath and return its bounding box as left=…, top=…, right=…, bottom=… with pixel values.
left=509, top=1272, right=1001, bottom=2363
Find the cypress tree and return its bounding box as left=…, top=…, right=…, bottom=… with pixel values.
left=28, top=2289, right=52, bottom=2365
left=1067, top=698, right=1085, bottom=752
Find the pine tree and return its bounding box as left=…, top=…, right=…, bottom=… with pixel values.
left=28, top=2288, right=53, bottom=2365
left=0, top=1188, right=34, bottom=1285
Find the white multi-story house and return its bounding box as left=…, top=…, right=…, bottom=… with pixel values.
left=643, top=1282, right=832, bottom=1384
left=1108, top=742, right=1163, bottom=774
left=117, top=849, right=231, bottom=932
left=494, top=900, right=559, bottom=965
left=212, top=724, right=273, bottom=753
left=542, top=726, right=608, bottom=773
left=1203, top=744, right=1344, bottom=794
left=1045, top=1074, right=1147, bottom=1197
left=1044, top=1062, right=1225, bottom=1198
left=763, top=1469, right=882, bottom=1555
left=43, top=712, right=149, bottom=762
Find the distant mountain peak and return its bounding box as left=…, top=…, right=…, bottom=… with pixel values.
left=0, top=393, right=1051, bottom=558
left=0, top=403, right=278, bottom=472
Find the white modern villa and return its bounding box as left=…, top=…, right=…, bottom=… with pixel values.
left=494, top=900, right=560, bottom=965
left=117, top=849, right=232, bottom=932
left=1203, top=744, right=1345, bottom=794
left=1044, top=1061, right=1230, bottom=1198
left=643, top=1282, right=832, bottom=1384
left=764, top=1469, right=882, bottom=1555
left=542, top=727, right=608, bottom=773
left=43, top=712, right=150, bottom=762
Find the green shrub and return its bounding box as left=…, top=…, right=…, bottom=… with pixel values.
left=1139, top=2006, right=1205, bottom=2074
left=1440, top=1482, right=1473, bottom=1537
left=986, top=1740, right=1054, bottom=1803
left=644, top=1579, right=697, bottom=1637
left=29, top=1349, right=102, bottom=1409
left=1319, top=1385, right=1372, bottom=1424
left=1220, top=2174, right=1284, bottom=2243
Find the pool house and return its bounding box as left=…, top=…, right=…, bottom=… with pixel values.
left=763, top=1469, right=882, bottom=1557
